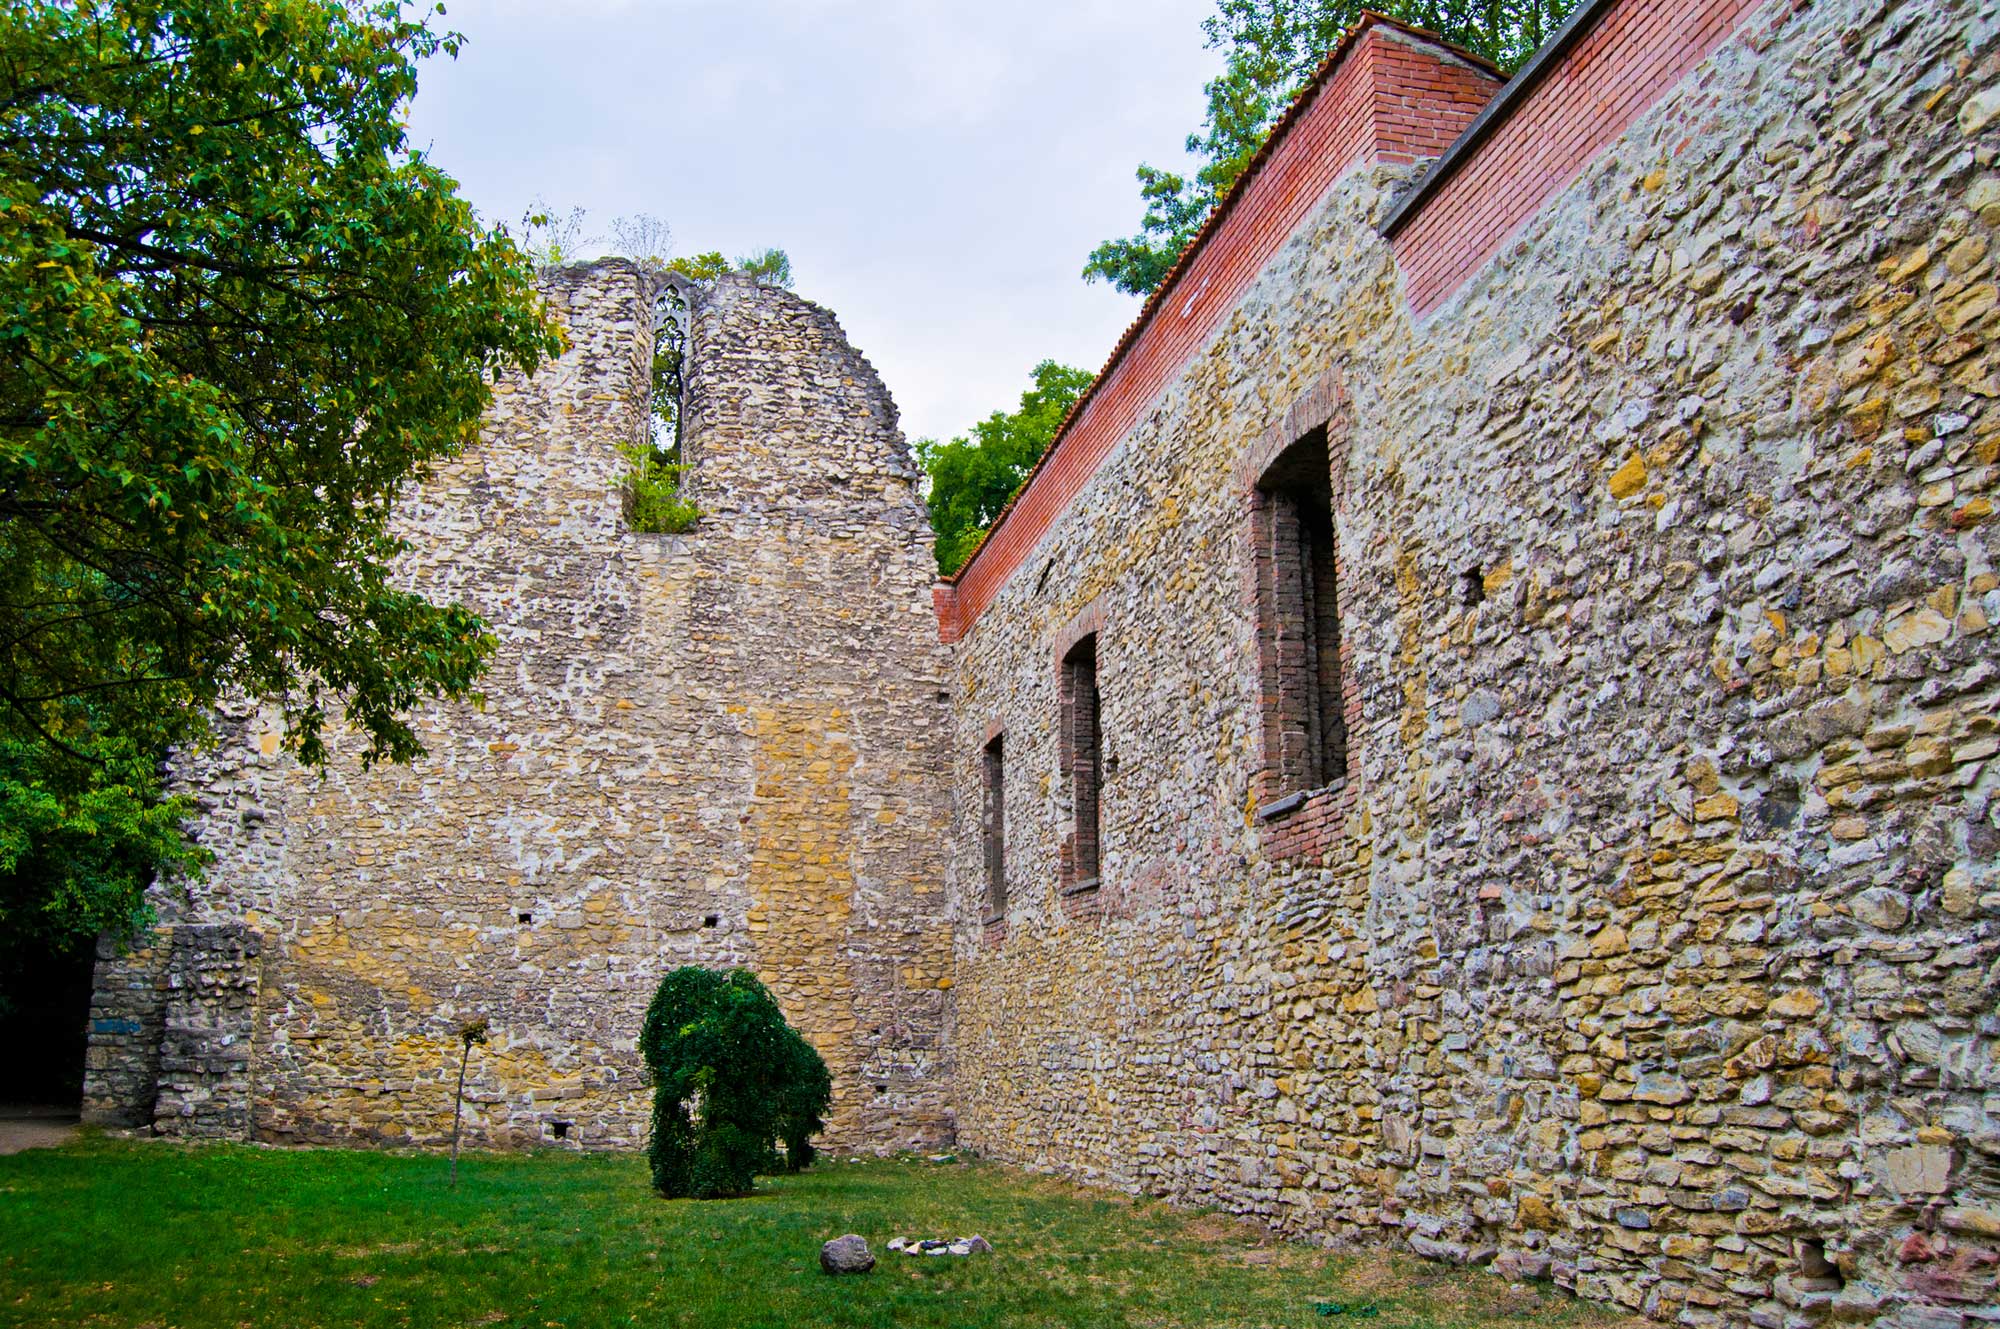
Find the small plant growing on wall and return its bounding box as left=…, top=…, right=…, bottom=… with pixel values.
left=640, top=967, right=831, bottom=1199
left=620, top=440, right=700, bottom=534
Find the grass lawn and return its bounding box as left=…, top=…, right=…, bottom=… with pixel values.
left=0, top=1136, right=1642, bottom=1329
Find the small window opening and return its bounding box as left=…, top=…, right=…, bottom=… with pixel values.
left=1061, top=636, right=1102, bottom=889
left=702, top=914, right=719, bottom=929
left=517, top=912, right=534, bottom=924
left=551, top=1120, right=571, bottom=1140
left=1461, top=565, right=1485, bottom=607
left=1795, top=1238, right=1843, bottom=1292
left=1254, top=427, right=1347, bottom=799
left=982, top=733, right=1007, bottom=919
left=624, top=276, right=700, bottom=533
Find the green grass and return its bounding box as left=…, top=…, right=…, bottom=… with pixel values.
left=0, top=1137, right=1641, bottom=1329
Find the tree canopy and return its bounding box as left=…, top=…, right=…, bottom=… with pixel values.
left=917, top=360, right=1094, bottom=576
left=1, top=0, right=562, bottom=767
left=640, top=967, right=831, bottom=1200
left=0, top=731, right=204, bottom=980
left=1084, top=0, right=1578, bottom=296
left=0, top=0, right=562, bottom=956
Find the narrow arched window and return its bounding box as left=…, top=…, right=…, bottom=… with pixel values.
left=982, top=733, right=1006, bottom=919
left=1060, top=635, right=1101, bottom=891
left=1254, top=427, right=1346, bottom=801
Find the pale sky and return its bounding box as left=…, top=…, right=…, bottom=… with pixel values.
left=405, top=0, right=1225, bottom=445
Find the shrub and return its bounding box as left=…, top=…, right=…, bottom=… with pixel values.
left=640, top=967, right=832, bottom=1199
left=621, top=442, right=701, bottom=534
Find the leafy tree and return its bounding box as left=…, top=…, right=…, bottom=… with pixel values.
left=665, top=251, right=733, bottom=284
left=620, top=439, right=699, bottom=535
left=662, top=249, right=794, bottom=291
left=918, top=361, right=1094, bottom=576
left=1085, top=0, right=1577, bottom=295
left=732, top=248, right=793, bottom=290
left=640, top=967, right=832, bottom=1199
left=0, top=727, right=205, bottom=995
left=0, top=0, right=562, bottom=956
left=1, top=0, right=562, bottom=768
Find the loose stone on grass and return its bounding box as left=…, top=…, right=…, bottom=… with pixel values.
left=887, top=1235, right=993, bottom=1257
left=819, top=1235, right=874, bottom=1275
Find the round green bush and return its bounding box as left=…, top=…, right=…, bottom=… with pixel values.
left=639, top=967, right=832, bottom=1199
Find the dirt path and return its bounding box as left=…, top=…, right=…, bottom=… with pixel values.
left=0, top=1105, right=79, bottom=1156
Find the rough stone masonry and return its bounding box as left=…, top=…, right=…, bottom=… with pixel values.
left=85, top=0, right=2000, bottom=1326
left=937, top=1, right=2000, bottom=1327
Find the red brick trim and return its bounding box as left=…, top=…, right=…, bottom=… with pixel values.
left=1388, top=0, right=1768, bottom=316
left=979, top=728, right=1008, bottom=928
left=1257, top=627, right=1363, bottom=865
left=1055, top=630, right=1103, bottom=900
left=934, top=20, right=1501, bottom=644
left=1238, top=367, right=1347, bottom=490
left=934, top=583, right=963, bottom=644
left=1058, top=882, right=1104, bottom=924
left=1050, top=596, right=1107, bottom=673
left=1242, top=400, right=1363, bottom=863
left=1325, top=417, right=1356, bottom=517
left=983, top=714, right=1006, bottom=746
left=1259, top=766, right=1362, bottom=864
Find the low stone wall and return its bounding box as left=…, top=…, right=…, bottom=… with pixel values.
left=943, top=2, right=2000, bottom=1326
left=151, top=925, right=263, bottom=1139
left=82, top=932, right=169, bottom=1128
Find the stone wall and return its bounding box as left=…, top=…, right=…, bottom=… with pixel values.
left=85, top=264, right=955, bottom=1154
left=151, top=925, right=263, bottom=1139
left=942, top=3, right=2000, bottom=1327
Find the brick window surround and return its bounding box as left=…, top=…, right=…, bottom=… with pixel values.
left=981, top=732, right=1006, bottom=923
left=1254, top=425, right=1346, bottom=795
left=1247, top=411, right=1360, bottom=863
left=1058, top=634, right=1102, bottom=898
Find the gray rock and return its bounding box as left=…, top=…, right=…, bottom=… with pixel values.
left=1851, top=887, right=1910, bottom=932
left=820, top=1234, right=874, bottom=1275
left=1406, top=1233, right=1475, bottom=1263
left=1494, top=1250, right=1552, bottom=1281
left=1461, top=690, right=1503, bottom=726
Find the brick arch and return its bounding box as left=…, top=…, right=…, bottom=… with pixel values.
left=1237, top=366, right=1350, bottom=499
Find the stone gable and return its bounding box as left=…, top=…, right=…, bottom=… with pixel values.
left=87, top=266, right=955, bottom=1154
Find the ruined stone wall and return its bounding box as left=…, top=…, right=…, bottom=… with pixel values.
left=85, top=263, right=955, bottom=1154
left=944, top=3, right=2000, bottom=1327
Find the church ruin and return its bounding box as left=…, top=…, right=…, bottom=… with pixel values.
left=85, top=0, right=2000, bottom=1325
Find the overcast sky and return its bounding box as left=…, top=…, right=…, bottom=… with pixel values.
left=404, top=0, right=1224, bottom=445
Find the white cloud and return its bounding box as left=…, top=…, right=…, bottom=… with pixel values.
left=408, top=0, right=1224, bottom=442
